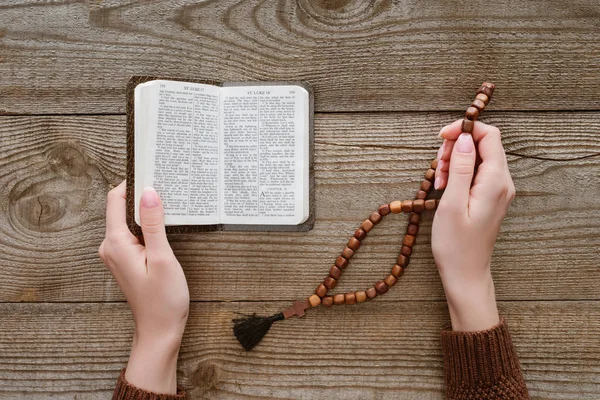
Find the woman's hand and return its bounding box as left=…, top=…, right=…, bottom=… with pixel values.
left=99, top=181, right=189, bottom=394
left=431, top=121, right=515, bottom=332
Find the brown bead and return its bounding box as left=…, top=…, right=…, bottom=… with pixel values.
left=466, top=106, right=479, bottom=120
left=421, top=180, right=432, bottom=192
left=361, top=219, right=374, bottom=233
left=369, top=211, right=382, bottom=225
left=390, top=200, right=403, bottom=214
left=401, top=245, right=412, bottom=257
left=413, top=199, right=425, bottom=213
left=315, top=283, right=328, bottom=297
left=342, top=247, right=354, bottom=259
left=308, top=294, right=321, bottom=307
left=403, top=234, right=416, bottom=247
left=330, top=265, right=342, bottom=279
left=462, top=119, right=474, bottom=134
left=375, top=281, right=389, bottom=295
left=397, top=254, right=409, bottom=267
left=425, top=168, right=436, bottom=181
left=378, top=204, right=391, bottom=216
left=333, top=294, right=345, bottom=305
left=476, top=93, right=489, bottom=105
left=425, top=199, right=437, bottom=211
left=366, top=287, right=378, bottom=299
left=385, top=274, right=397, bottom=287
left=335, top=256, right=348, bottom=269
left=322, top=296, right=333, bottom=307
left=355, top=291, right=367, bottom=303
left=409, top=213, right=420, bottom=224
left=407, top=223, right=419, bottom=236
left=345, top=292, right=357, bottom=305
left=324, top=276, right=337, bottom=289
left=471, top=99, right=486, bottom=111
left=401, top=200, right=413, bottom=213
left=347, top=237, right=361, bottom=251
left=477, top=84, right=494, bottom=97
left=391, top=264, right=405, bottom=278
left=431, top=159, right=438, bottom=169
left=416, top=190, right=427, bottom=200
left=354, top=228, right=367, bottom=240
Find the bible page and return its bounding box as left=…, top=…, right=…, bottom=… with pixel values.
left=218, top=85, right=309, bottom=225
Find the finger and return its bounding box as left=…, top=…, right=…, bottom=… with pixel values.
left=139, top=187, right=172, bottom=259
left=442, top=133, right=476, bottom=212
left=106, top=181, right=130, bottom=234
left=435, top=141, right=454, bottom=190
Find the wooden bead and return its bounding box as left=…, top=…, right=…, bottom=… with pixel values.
left=322, top=296, right=333, bottom=307
left=466, top=106, right=479, bottom=120
left=462, top=119, right=474, bottom=134
left=425, top=168, right=435, bottom=181
left=403, top=234, right=416, bottom=247
left=369, top=211, right=382, bottom=225
left=361, top=219, right=374, bottom=232
left=324, top=276, right=337, bottom=289
left=471, top=98, right=486, bottom=111
left=477, top=84, right=494, bottom=97
left=391, top=264, right=405, bottom=278
left=347, top=237, right=361, bottom=251
left=401, top=245, right=412, bottom=257
left=476, top=93, right=489, bottom=105
left=308, top=294, right=321, bottom=307
left=378, top=204, right=391, bottom=216
left=421, top=180, right=432, bottom=192
left=375, top=281, right=389, bottom=295
left=345, top=292, right=357, bottom=305
left=354, top=228, right=367, bottom=240
left=401, top=200, right=413, bottom=213
left=330, top=265, right=342, bottom=279
left=413, top=199, right=425, bottom=213
left=416, top=190, right=427, bottom=200
left=431, top=159, right=438, bottom=169
left=335, top=256, right=348, bottom=269
left=425, top=199, right=437, bottom=211
left=342, top=247, right=354, bottom=259
left=333, top=294, right=345, bottom=305
left=355, top=291, right=367, bottom=303
left=390, top=200, right=403, bottom=214
left=409, top=213, right=420, bottom=224
left=407, top=223, right=419, bottom=236
left=315, top=283, right=328, bottom=297
left=385, top=274, right=397, bottom=287
left=366, top=287, right=377, bottom=299
left=397, top=254, right=409, bottom=267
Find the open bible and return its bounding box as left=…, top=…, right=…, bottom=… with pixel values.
left=125, top=77, right=314, bottom=235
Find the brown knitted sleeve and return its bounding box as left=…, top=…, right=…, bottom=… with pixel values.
left=441, top=318, right=529, bottom=399
left=112, top=369, right=186, bottom=400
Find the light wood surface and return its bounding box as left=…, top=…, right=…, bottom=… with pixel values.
left=1, top=0, right=599, bottom=398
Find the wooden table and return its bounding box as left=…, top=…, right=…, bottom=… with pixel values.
left=1, top=1, right=599, bottom=399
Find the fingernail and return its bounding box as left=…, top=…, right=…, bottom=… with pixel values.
left=437, top=159, right=444, bottom=171
left=142, top=187, right=160, bottom=208
left=437, top=142, right=445, bottom=159
left=456, top=133, right=474, bottom=153
left=438, top=125, right=448, bottom=138
left=434, top=176, right=441, bottom=190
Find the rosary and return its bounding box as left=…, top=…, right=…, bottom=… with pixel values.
left=234, top=82, right=496, bottom=351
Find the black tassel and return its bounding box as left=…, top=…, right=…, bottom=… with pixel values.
left=233, top=312, right=284, bottom=351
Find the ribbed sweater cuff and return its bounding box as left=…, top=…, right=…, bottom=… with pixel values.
left=441, top=318, right=524, bottom=388
left=112, top=369, right=186, bottom=400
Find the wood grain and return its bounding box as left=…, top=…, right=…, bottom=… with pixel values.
left=0, top=113, right=598, bottom=303
left=0, top=301, right=598, bottom=399
left=0, top=0, right=599, bottom=114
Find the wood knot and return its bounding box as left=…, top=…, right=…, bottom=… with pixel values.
left=191, top=362, right=221, bottom=393
left=299, top=0, right=388, bottom=23
left=47, top=142, right=89, bottom=179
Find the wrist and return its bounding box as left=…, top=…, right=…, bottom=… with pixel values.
left=443, top=273, right=500, bottom=332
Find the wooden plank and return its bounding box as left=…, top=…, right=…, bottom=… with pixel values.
left=0, top=301, right=598, bottom=399
left=0, top=113, right=599, bottom=302
left=0, top=1, right=599, bottom=114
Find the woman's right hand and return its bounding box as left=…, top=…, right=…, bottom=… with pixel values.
left=431, top=120, right=515, bottom=332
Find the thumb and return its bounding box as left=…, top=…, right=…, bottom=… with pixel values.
left=443, top=133, right=476, bottom=212
left=139, top=187, right=171, bottom=258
